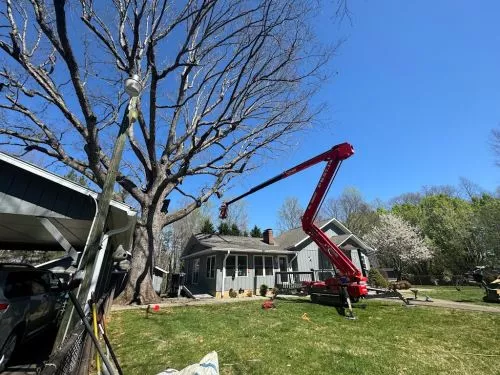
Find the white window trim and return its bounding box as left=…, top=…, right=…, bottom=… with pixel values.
left=206, top=255, right=216, bottom=279
left=225, top=254, right=248, bottom=278
left=254, top=255, right=275, bottom=277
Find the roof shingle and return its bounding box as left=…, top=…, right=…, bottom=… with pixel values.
left=195, top=233, right=278, bottom=251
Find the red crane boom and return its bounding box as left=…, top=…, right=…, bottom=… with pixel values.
left=219, top=142, right=368, bottom=300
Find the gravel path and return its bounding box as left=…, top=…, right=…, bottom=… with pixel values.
left=382, top=297, right=500, bottom=313
left=111, top=294, right=500, bottom=314
left=111, top=296, right=267, bottom=311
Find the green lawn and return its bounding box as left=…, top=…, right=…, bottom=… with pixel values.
left=402, top=285, right=489, bottom=305
left=108, top=299, right=499, bottom=375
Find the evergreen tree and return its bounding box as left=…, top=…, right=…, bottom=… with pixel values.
left=218, top=222, right=231, bottom=235
left=250, top=225, right=262, bottom=238
left=200, top=218, right=215, bottom=234
left=230, top=223, right=241, bottom=236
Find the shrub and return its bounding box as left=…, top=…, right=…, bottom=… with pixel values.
left=440, top=270, right=453, bottom=284
left=259, top=284, right=268, bottom=297
left=246, top=290, right=253, bottom=297
left=228, top=288, right=237, bottom=298
left=368, top=268, right=388, bottom=288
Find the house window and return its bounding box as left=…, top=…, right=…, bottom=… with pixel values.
left=237, top=256, right=247, bottom=276
left=264, top=256, right=273, bottom=276
left=254, top=256, right=263, bottom=276
left=254, top=256, right=274, bottom=276
left=225, top=255, right=247, bottom=277
left=226, top=255, right=235, bottom=277
left=206, top=255, right=216, bottom=279
left=192, top=259, right=200, bottom=284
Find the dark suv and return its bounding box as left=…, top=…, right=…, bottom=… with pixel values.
left=0, top=263, right=63, bottom=371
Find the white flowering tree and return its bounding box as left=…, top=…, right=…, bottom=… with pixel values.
left=366, top=213, right=432, bottom=280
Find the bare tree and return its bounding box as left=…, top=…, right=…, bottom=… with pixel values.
left=491, top=127, right=500, bottom=167
left=321, top=186, right=377, bottom=235
left=458, top=177, right=485, bottom=201
left=388, top=192, right=422, bottom=206
left=219, top=200, right=248, bottom=233
left=277, top=196, right=304, bottom=232
left=322, top=186, right=366, bottom=222
left=0, top=1, right=336, bottom=303
left=421, top=185, right=458, bottom=197
left=159, top=205, right=208, bottom=273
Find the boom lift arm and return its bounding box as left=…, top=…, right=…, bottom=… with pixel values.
left=219, top=143, right=367, bottom=297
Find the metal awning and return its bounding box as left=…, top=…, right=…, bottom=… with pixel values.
left=0, top=151, right=136, bottom=254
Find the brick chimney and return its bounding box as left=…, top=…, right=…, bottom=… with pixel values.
left=263, top=229, right=274, bottom=245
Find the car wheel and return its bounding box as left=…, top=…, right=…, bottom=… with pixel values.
left=0, top=332, right=18, bottom=371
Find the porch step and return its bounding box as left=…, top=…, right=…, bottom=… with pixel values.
left=192, top=294, right=214, bottom=299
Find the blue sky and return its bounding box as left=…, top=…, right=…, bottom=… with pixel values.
left=221, top=1, right=500, bottom=230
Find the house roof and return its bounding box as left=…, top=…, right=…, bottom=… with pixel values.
left=181, top=233, right=293, bottom=259
left=276, top=218, right=373, bottom=253
left=182, top=218, right=374, bottom=260
left=331, top=234, right=352, bottom=246
left=276, top=218, right=352, bottom=250
left=276, top=219, right=331, bottom=249
left=195, top=233, right=279, bottom=251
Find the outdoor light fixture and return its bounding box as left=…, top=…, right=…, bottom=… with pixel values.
left=125, top=74, right=142, bottom=123
left=124, top=74, right=142, bottom=97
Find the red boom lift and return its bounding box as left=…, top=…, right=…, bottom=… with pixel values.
left=219, top=142, right=369, bottom=314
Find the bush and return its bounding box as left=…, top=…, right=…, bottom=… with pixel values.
left=388, top=280, right=412, bottom=290
left=368, top=268, right=388, bottom=288
left=246, top=290, right=253, bottom=297
left=259, top=284, right=268, bottom=297
left=228, top=288, right=237, bottom=298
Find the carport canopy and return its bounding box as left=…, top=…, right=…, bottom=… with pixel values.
left=0, top=151, right=136, bottom=258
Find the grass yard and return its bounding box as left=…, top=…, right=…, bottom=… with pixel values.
left=404, top=285, right=490, bottom=305
left=108, top=299, right=499, bottom=375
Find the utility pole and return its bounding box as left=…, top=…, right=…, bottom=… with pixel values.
left=54, top=75, right=142, bottom=349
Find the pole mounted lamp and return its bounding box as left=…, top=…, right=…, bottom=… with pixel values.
left=125, top=74, right=142, bottom=123
left=125, top=74, right=142, bottom=97
left=57, top=74, right=145, bottom=348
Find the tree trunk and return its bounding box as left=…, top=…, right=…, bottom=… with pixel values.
left=117, top=216, right=162, bottom=304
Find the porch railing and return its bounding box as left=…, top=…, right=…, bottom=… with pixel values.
left=274, top=271, right=315, bottom=295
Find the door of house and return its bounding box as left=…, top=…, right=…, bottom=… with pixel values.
left=278, top=256, right=288, bottom=283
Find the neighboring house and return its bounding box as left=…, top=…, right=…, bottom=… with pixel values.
left=181, top=218, right=374, bottom=298
left=278, top=218, right=373, bottom=280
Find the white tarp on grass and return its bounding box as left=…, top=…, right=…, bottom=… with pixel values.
left=157, top=352, right=219, bottom=375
